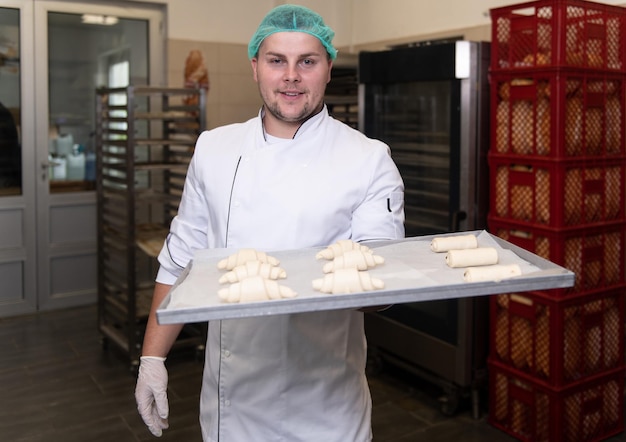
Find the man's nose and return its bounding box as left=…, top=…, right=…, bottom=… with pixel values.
left=283, top=64, right=300, bottom=82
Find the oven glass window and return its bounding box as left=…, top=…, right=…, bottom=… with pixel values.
left=366, top=80, right=461, bottom=345
left=371, top=80, right=454, bottom=236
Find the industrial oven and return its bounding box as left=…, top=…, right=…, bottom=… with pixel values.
left=359, top=40, right=491, bottom=417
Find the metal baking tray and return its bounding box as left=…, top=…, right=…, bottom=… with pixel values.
left=156, top=230, right=574, bottom=324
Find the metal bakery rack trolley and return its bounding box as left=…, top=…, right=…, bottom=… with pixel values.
left=95, top=86, right=206, bottom=371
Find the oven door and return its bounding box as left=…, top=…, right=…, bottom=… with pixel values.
left=361, top=73, right=467, bottom=377
left=359, top=42, right=490, bottom=413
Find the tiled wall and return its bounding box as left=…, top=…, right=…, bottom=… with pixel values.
left=168, top=39, right=262, bottom=130
left=166, top=22, right=492, bottom=132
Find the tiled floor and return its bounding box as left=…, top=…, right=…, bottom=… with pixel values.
left=0, top=305, right=624, bottom=441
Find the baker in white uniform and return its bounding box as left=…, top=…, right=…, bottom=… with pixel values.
left=135, top=5, right=405, bottom=441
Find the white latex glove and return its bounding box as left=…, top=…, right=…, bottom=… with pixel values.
left=135, top=356, right=169, bottom=437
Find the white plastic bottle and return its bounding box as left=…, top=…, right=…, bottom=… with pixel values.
left=66, top=144, right=86, bottom=180
left=51, top=155, right=67, bottom=180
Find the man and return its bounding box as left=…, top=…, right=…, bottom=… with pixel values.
left=135, top=5, right=405, bottom=441
left=0, top=101, right=21, bottom=189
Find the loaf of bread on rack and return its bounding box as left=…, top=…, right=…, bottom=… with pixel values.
left=606, top=96, right=622, bottom=154
left=184, top=49, right=209, bottom=88
left=495, top=100, right=509, bottom=153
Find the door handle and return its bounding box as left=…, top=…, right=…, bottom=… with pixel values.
left=41, top=161, right=54, bottom=180
left=42, top=160, right=61, bottom=169
left=41, top=159, right=64, bottom=180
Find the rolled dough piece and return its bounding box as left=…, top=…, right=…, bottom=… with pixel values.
left=218, top=275, right=296, bottom=303
left=463, top=264, right=522, bottom=282
left=217, top=249, right=280, bottom=270
left=430, top=234, right=478, bottom=252
left=312, top=268, right=384, bottom=294
left=315, top=239, right=373, bottom=260
left=218, top=260, right=286, bottom=283
left=322, top=250, right=385, bottom=273
left=445, top=247, right=498, bottom=268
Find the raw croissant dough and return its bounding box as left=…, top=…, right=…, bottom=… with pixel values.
left=315, top=239, right=372, bottom=260
left=445, top=247, right=499, bottom=268
left=216, top=248, right=295, bottom=303
left=430, top=234, right=478, bottom=252
left=322, top=249, right=385, bottom=273
left=463, top=264, right=522, bottom=282
left=217, top=248, right=280, bottom=270
left=312, top=268, right=385, bottom=294
left=218, top=260, right=286, bottom=284
left=218, top=275, right=297, bottom=303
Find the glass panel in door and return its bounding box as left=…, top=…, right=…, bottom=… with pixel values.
left=34, top=1, right=163, bottom=312
left=47, top=12, right=149, bottom=194
left=0, top=2, right=38, bottom=317
left=0, top=7, right=21, bottom=196
left=0, top=1, right=163, bottom=317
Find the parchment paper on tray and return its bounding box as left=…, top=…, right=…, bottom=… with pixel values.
left=156, top=230, right=574, bottom=323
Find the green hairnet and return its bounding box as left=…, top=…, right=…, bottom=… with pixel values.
left=248, top=4, right=337, bottom=60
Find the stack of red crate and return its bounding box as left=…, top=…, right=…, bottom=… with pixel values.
left=487, top=1, right=626, bottom=440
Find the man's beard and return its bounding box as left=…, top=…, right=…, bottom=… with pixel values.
left=264, top=100, right=315, bottom=124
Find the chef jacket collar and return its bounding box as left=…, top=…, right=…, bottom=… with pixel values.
left=260, top=104, right=328, bottom=141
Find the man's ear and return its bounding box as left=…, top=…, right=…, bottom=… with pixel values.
left=327, top=60, right=333, bottom=84
left=251, top=58, right=259, bottom=82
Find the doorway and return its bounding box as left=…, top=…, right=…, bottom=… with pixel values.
left=0, top=0, right=165, bottom=317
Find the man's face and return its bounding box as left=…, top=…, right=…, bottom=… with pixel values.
left=251, top=32, right=332, bottom=135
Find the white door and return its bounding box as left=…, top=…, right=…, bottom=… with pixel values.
left=0, top=0, right=165, bottom=317
left=0, top=1, right=36, bottom=316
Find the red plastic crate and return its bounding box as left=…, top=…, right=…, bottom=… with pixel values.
left=489, top=360, right=624, bottom=442
left=491, top=70, right=625, bottom=157
left=487, top=220, right=625, bottom=295
left=490, top=0, right=626, bottom=71
left=490, top=289, right=624, bottom=386
left=489, top=155, right=625, bottom=228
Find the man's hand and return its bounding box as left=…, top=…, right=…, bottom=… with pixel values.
left=135, top=356, right=169, bottom=437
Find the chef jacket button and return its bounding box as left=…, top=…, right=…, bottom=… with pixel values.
left=225, top=400, right=231, bottom=407
left=244, top=156, right=250, bottom=162
left=233, top=201, right=240, bottom=207
left=224, top=350, right=231, bottom=358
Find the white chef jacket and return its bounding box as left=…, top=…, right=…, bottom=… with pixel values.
left=156, top=106, right=405, bottom=442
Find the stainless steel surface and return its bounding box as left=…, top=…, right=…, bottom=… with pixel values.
left=156, top=231, right=574, bottom=324
left=359, top=41, right=492, bottom=415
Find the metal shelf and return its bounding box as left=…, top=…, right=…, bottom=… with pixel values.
left=95, top=85, right=207, bottom=369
